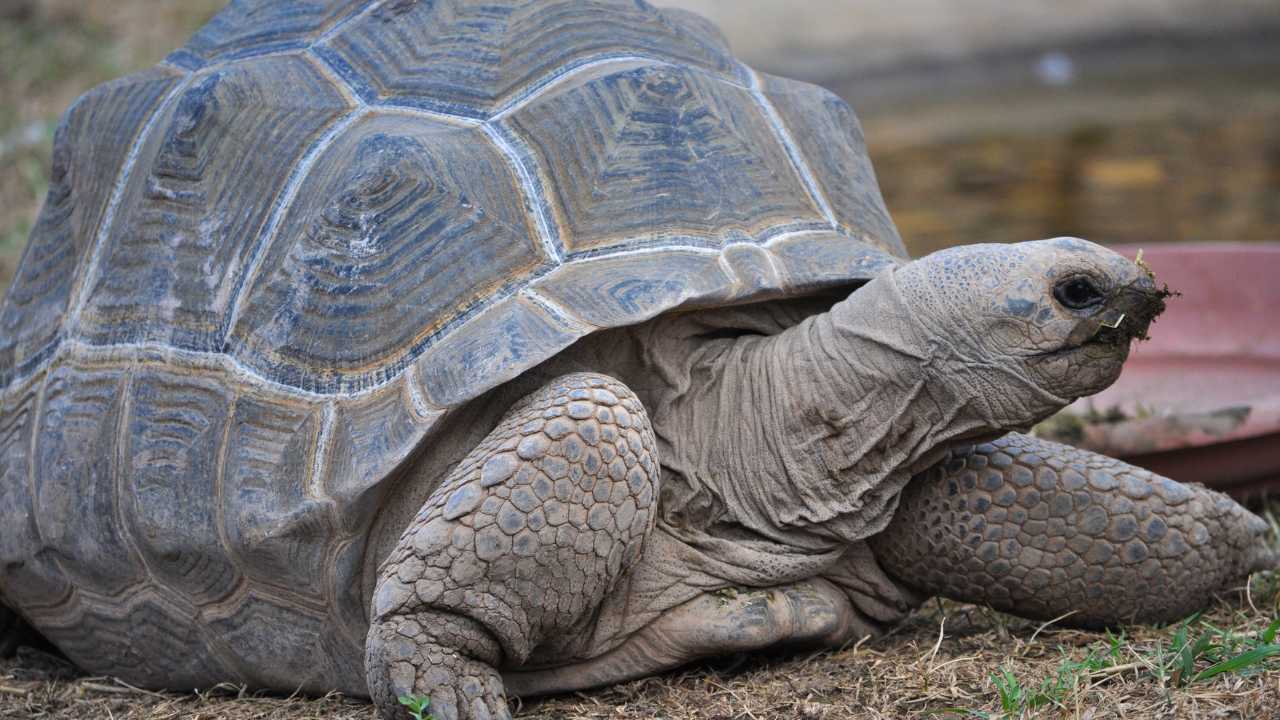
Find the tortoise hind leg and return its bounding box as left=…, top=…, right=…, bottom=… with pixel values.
left=871, top=433, right=1276, bottom=628
left=365, top=373, right=659, bottom=720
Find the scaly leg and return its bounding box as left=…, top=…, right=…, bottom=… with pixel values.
left=871, top=433, right=1276, bottom=627
left=365, top=373, right=659, bottom=720
left=505, top=576, right=862, bottom=697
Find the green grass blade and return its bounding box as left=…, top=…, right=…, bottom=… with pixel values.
left=1191, top=644, right=1280, bottom=683
left=1261, top=618, right=1280, bottom=645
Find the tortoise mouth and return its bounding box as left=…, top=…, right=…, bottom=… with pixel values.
left=1034, top=280, right=1171, bottom=361
left=1032, top=335, right=1126, bottom=361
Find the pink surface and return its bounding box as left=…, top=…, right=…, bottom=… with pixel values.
left=1065, top=243, right=1280, bottom=490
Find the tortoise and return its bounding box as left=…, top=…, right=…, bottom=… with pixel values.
left=0, top=1, right=1274, bottom=718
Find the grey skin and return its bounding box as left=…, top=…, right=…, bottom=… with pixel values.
left=363, top=237, right=1274, bottom=720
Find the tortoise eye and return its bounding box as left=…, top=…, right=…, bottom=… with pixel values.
left=1054, top=277, right=1105, bottom=310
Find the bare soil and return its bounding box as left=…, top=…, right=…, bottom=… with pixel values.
left=5, top=589, right=1280, bottom=719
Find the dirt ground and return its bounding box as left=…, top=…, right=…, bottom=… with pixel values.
left=5, top=583, right=1280, bottom=720
left=3, top=2, right=1279, bottom=719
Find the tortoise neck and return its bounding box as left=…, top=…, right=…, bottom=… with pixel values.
left=666, top=271, right=1004, bottom=549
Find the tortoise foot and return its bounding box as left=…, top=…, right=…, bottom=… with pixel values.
left=366, top=610, right=510, bottom=720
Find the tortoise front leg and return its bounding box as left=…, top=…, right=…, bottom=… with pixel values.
left=870, top=433, right=1276, bottom=628
left=365, top=373, right=658, bottom=720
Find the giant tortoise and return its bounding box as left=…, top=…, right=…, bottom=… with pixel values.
left=0, top=1, right=1273, bottom=718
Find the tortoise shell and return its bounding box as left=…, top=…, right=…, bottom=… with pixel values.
left=0, top=0, right=904, bottom=695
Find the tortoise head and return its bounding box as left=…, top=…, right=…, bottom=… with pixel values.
left=892, top=237, right=1170, bottom=426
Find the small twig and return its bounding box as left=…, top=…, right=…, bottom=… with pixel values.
left=1246, top=574, right=1260, bottom=616
left=1029, top=610, right=1078, bottom=644
left=928, top=654, right=979, bottom=673
left=1083, top=660, right=1147, bottom=691
left=104, top=677, right=171, bottom=698
left=1090, top=661, right=1145, bottom=676
left=0, top=685, right=30, bottom=696
left=80, top=682, right=138, bottom=694
left=922, top=615, right=947, bottom=669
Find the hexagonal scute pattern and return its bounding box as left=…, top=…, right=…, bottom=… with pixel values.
left=507, top=64, right=826, bottom=255
left=77, top=55, right=352, bottom=353
left=228, top=112, right=549, bottom=393
left=121, top=373, right=240, bottom=603
left=31, top=366, right=145, bottom=600
left=170, top=0, right=377, bottom=68
left=314, top=0, right=739, bottom=117
left=39, top=590, right=231, bottom=690
left=0, top=2, right=915, bottom=698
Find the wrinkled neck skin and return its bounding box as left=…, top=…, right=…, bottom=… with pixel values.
left=661, top=268, right=1070, bottom=559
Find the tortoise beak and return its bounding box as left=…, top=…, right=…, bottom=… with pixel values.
left=1099, top=277, right=1170, bottom=343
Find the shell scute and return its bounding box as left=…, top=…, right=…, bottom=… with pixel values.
left=221, top=395, right=329, bottom=599
left=76, top=55, right=353, bottom=353
left=314, top=0, right=740, bottom=118
left=0, top=384, right=69, bottom=611
left=174, top=0, right=376, bottom=68
left=323, top=380, right=440, bottom=530
left=33, top=365, right=143, bottom=598
left=207, top=590, right=351, bottom=694
left=759, top=73, right=906, bottom=258
left=413, top=294, right=581, bottom=407
left=39, top=592, right=230, bottom=688
left=768, top=230, right=903, bottom=292
left=228, top=113, right=548, bottom=393
left=0, top=68, right=183, bottom=386
left=532, top=249, right=732, bottom=328
left=123, top=371, right=239, bottom=603
left=507, top=63, right=824, bottom=255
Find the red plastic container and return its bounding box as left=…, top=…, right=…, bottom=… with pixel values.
left=1054, top=243, right=1280, bottom=497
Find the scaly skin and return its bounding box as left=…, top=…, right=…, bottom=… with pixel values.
left=871, top=433, right=1276, bottom=627
left=506, top=578, right=863, bottom=697
left=365, top=373, right=659, bottom=720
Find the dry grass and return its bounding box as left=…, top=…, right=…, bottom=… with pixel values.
left=5, top=585, right=1280, bottom=720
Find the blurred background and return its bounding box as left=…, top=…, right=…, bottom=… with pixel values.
left=3, top=1, right=1279, bottom=488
